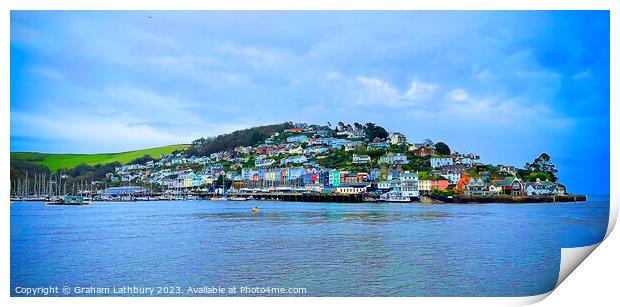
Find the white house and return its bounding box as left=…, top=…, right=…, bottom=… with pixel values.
left=352, top=154, right=371, bottom=164
left=399, top=173, right=419, bottom=198
left=442, top=172, right=461, bottom=185
left=389, top=132, right=407, bottom=145
left=431, top=157, right=454, bottom=168
left=379, top=152, right=409, bottom=165
left=335, top=184, right=368, bottom=194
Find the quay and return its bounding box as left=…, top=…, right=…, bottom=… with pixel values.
left=428, top=194, right=587, bottom=204
left=193, top=192, right=364, bottom=203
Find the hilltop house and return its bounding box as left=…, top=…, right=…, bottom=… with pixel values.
left=286, top=135, right=308, bottom=143
left=497, top=165, right=516, bottom=174
left=431, top=157, right=454, bottom=168
left=367, top=142, right=390, bottom=151
left=413, top=145, right=435, bottom=157
left=344, top=140, right=364, bottom=151
left=452, top=152, right=480, bottom=166
left=389, top=132, right=407, bottom=145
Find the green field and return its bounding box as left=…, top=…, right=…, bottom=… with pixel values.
left=11, top=145, right=189, bottom=172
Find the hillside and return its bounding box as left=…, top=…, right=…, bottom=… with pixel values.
left=184, top=122, right=295, bottom=157
left=11, top=145, right=189, bottom=173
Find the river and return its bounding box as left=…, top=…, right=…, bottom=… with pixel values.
left=10, top=196, right=609, bottom=296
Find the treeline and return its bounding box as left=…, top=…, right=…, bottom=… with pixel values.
left=10, top=154, right=154, bottom=186
left=10, top=159, right=51, bottom=183
left=184, top=122, right=294, bottom=157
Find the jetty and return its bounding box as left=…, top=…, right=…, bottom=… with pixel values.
left=428, top=194, right=587, bottom=204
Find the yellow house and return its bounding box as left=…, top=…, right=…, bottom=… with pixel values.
left=183, top=178, right=193, bottom=188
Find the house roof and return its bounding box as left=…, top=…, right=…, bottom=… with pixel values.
left=499, top=177, right=515, bottom=186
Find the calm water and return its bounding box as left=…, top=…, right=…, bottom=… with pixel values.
left=11, top=196, right=609, bottom=297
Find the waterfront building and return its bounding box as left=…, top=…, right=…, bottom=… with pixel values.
left=399, top=173, right=419, bottom=198
left=334, top=184, right=368, bottom=194
left=431, top=177, right=450, bottom=190
left=101, top=186, right=148, bottom=197
left=377, top=181, right=392, bottom=190
left=329, top=170, right=342, bottom=186
left=525, top=179, right=561, bottom=196
left=498, top=177, right=526, bottom=196
left=418, top=179, right=432, bottom=193
left=465, top=178, right=487, bottom=196
left=486, top=183, right=503, bottom=195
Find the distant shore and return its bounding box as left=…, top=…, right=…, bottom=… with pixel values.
left=11, top=193, right=587, bottom=204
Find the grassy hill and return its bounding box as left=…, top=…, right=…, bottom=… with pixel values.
left=11, top=144, right=189, bottom=172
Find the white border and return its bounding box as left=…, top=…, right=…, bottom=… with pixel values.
left=1, top=1, right=617, bottom=306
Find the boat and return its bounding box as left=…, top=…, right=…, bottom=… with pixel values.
left=210, top=196, right=227, bottom=201
left=379, top=193, right=411, bottom=203
left=228, top=196, right=249, bottom=201
left=45, top=196, right=93, bottom=206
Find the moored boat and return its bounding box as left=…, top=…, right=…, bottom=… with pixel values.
left=228, top=196, right=249, bottom=201
left=379, top=192, right=411, bottom=203
left=45, top=196, right=93, bottom=206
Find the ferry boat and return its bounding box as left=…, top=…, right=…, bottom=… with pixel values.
left=45, top=196, right=93, bottom=206
left=379, top=193, right=411, bottom=203
left=228, top=196, right=249, bottom=201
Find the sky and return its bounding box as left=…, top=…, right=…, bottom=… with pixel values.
left=10, top=11, right=609, bottom=194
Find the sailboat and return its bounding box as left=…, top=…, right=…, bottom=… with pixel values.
left=211, top=173, right=228, bottom=201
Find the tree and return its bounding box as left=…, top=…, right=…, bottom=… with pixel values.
left=434, top=142, right=451, bottom=156
left=524, top=153, right=558, bottom=182
left=337, top=122, right=345, bottom=131
left=364, top=122, right=389, bottom=140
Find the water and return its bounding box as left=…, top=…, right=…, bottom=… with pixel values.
left=10, top=196, right=609, bottom=297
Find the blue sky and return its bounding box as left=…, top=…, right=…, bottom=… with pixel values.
left=10, top=11, right=609, bottom=194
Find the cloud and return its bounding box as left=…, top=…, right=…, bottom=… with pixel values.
left=28, top=66, right=65, bottom=81
left=447, top=89, right=470, bottom=102
left=351, top=76, right=436, bottom=107
left=441, top=89, right=574, bottom=130
left=572, top=70, right=592, bottom=80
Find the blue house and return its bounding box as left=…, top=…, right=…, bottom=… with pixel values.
left=287, top=135, right=308, bottom=143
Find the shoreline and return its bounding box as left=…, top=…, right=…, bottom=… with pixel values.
left=10, top=194, right=588, bottom=204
